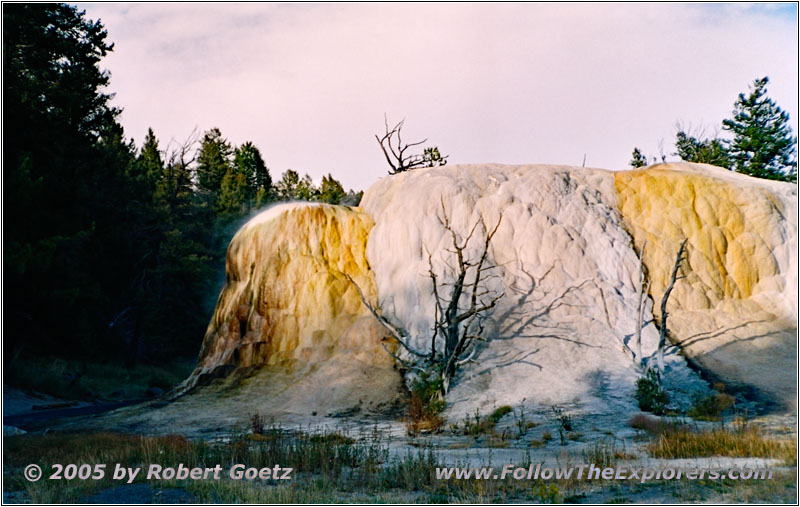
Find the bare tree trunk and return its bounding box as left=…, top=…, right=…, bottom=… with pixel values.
left=346, top=203, right=502, bottom=399
left=634, top=239, right=647, bottom=366
left=657, top=239, right=687, bottom=374
left=636, top=279, right=650, bottom=365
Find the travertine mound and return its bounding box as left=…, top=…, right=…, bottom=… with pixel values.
left=615, top=163, right=797, bottom=406
left=179, top=203, right=403, bottom=414
left=361, top=164, right=683, bottom=416
left=179, top=163, right=796, bottom=420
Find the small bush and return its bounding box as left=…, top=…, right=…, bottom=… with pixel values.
left=406, top=390, right=444, bottom=435
left=250, top=412, right=267, bottom=435
left=406, top=373, right=445, bottom=435
left=460, top=407, right=512, bottom=437
left=489, top=405, right=512, bottom=424
left=551, top=405, right=573, bottom=431
left=688, top=392, right=736, bottom=421
left=535, top=483, right=560, bottom=503
left=636, top=369, right=669, bottom=415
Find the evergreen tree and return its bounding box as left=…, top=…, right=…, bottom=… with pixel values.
left=722, top=77, right=797, bottom=181
left=276, top=169, right=301, bottom=200
left=318, top=174, right=346, bottom=204
left=276, top=169, right=318, bottom=201
left=4, top=3, right=136, bottom=360
left=196, top=127, right=233, bottom=195
left=674, top=131, right=731, bottom=169
left=234, top=141, right=271, bottom=194
left=296, top=173, right=318, bottom=201
left=630, top=148, right=648, bottom=168
left=4, top=5, right=216, bottom=372
left=423, top=146, right=448, bottom=167
left=134, top=128, right=164, bottom=194
left=217, top=168, right=251, bottom=217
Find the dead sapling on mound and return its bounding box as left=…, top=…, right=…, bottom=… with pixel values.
left=375, top=115, right=448, bottom=174
left=347, top=199, right=503, bottom=400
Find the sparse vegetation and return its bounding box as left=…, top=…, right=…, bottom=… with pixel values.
left=551, top=405, right=573, bottom=431
left=646, top=424, right=797, bottom=464
left=552, top=405, right=574, bottom=445
left=457, top=405, right=515, bottom=438
left=688, top=392, right=736, bottom=421
left=4, top=422, right=796, bottom=504
left=249, top=411, right=267, bottom=435
left=635, top=368, right=669, bottom=415
left=405, top=372, right=446, bottom=435
left=489, top=405, right=513, bottom=424
left=583, top=439, right=633, bottom=468
left=514, top=404, right=537, bottom=438
left=628, top=413, right=689, bottom=435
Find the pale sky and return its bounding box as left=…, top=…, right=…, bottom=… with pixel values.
left=78, top=2, right=798, bottom=191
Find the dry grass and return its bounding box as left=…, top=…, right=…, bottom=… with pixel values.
left=647, top=425, right=797, bottom=464
left=406, top=389, right=445, bottom=435
left=628, top=413, right=690, bottom=435
left=4, top=426, right=796, bottom=504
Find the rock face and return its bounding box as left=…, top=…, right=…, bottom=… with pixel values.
left=182, top=163, right=796, bottom=418
left=615, top=164, right=797, bottom=407
left=179, top=203, right=403, bottom=415
left=361, top=164, right=670, bottom=415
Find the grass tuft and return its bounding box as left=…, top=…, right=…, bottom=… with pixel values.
left=646, top=425, right=797, bottom=464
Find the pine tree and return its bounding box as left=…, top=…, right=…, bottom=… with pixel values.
left=423, top=146, right=448, bottom=167
left=297, top=173, right=318, bottom=201
left=4, top=3, right=135, bottom=359
left=722, top=77, right=797, bottom=181
left=318, top=174, right=346, bottom=204
left=630, top=148, right=648, bottom=168
left=276, top=169, right=301, bottom=200
left=196, top=128, right=233, bottom=194
left=674, top=131, right=731, bottom=169
left=234, top=141, right=271, bottom=194
left=276, top=169, right=318, bottom=201
left=135, top=128, right=164, bottom=194
left=217, top=168, right=251, bottom=217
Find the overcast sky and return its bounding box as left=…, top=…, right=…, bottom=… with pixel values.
left=78, top=2, right=798, bottom=191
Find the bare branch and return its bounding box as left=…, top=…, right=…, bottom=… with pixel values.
left=375, top=115, right=444, bottom=174
left=656, top=239, right=688, bottom=374
left=344, top=274, right=428, bottom=358
left=380, top=341, right=430, bottom=374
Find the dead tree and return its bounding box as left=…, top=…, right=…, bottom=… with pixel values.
left=634, top=239, right=650, bottom=366
left=429, top=202, right=504, bottom=394
left=656, top=239, right=688, bottom=374
left=347, top=200, right=502, bottom=397
left=375, top=115, right=448, bottom=174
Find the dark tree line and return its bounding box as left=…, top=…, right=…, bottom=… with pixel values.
left=3, top=4, right=359, bottom=372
